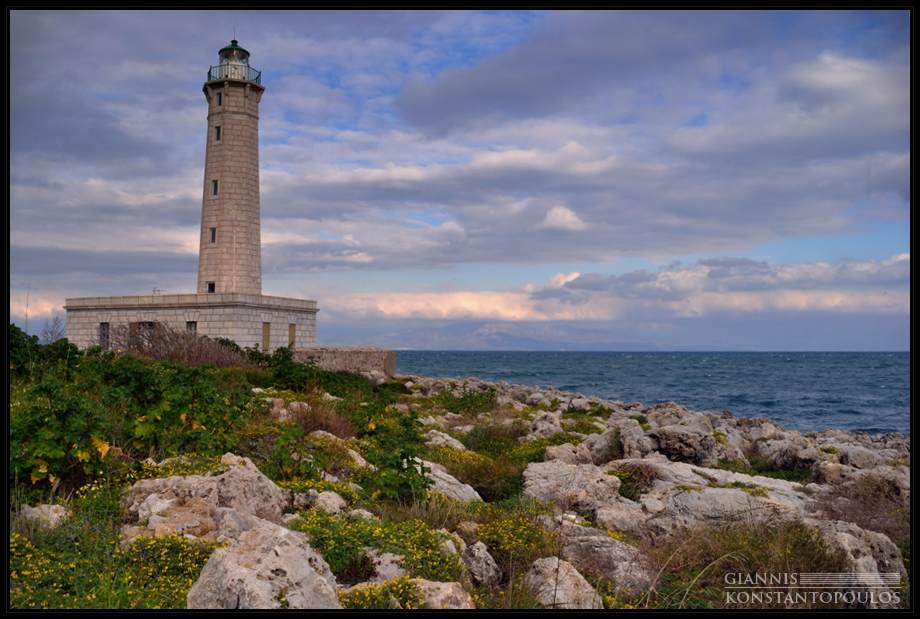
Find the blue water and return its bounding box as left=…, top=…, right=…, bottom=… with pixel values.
left=395, top=352, right=910, bottom=437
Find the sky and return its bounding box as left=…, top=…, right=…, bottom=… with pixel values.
left=9, top=10, right=910, bottom=350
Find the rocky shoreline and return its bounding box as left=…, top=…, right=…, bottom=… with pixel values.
left=24, top=373, right=908, bottom=609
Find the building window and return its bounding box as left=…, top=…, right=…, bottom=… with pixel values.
left=209, top=227, right=217, bottom=244
left=212, top=180, right=218, bottom=196
left=129, top=321, right=158, bottom=349
left=289, top=324, right=296, bottom=347
left=262, top=322, right=271, bottom=352
left=99, top=322, right=110, bottom=350
left=186, top=321, right=197, bottom=334
left=215, top=126, right=221, bottom=141
left=217, top=93, right=222, bottom=107
left=207, top=282, right=215, bottom=293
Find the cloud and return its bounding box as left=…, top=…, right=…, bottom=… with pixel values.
left=9, top=11, right=910, bottom=350
left=309, top=254, right=909, bottom=325
left=538, top=206, right=587, bottom=231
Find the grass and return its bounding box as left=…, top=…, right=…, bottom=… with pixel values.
left=716, top=457, right=813, bottom=484
left=638, top=518, right=851, bottom=609
left=811, top=471, right=911, bottom=586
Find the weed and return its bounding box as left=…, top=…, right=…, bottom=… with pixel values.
left=289, top=507, right=465, bottom=583
left=608, top=461, right=662, bottom=502
left=716, top=458, right=812, bottom=484
left=593, top=427, right=623, bottom=465
left=639, top=518, right=850, bottom=609
left=811, top=472, right=910, bottom=568
left=339, top=576, right=427, bottom=609
left=290, top=397, right=356, bottom=440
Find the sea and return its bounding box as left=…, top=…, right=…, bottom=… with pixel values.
left=394, top=351, right=910, bottom=437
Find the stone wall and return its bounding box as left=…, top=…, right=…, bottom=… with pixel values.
left=65, top=293, right=317, bottom=352
left=294, top=347, right=396, bottom=378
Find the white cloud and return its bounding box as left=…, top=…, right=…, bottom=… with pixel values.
left=538, top=206, right=587, bottom=231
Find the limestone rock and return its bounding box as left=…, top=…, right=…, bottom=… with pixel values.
left=421, top=460, right=483, bottom=503
left=462, top=541, right=501, bottom=587
left=425, top=430, right=468, bottom=452
left=522, top=557, right=603, bottom=609
left=365, top=547, right=409, bottom=583
left=544, top=442, right=593, bottom=465
left=647, top=486, right=797, bottom=534
left=311, top=490, right=348, bottom=515
left=810, top=519, right=908, bottom=609
left=648, top=425, right=717, bottom=467
left=19, top=504, right=72, bottom=529
left=561, top=534, right=657, bottom=595
left=187, top=520, right=341, bottom=609
left=527, top=410, right=564, bottom=439
left=120, top=453, right=286, bottom=546
left=523, top=461, right=621, bottom=511
left=410, top=579, right=476, bottom=609
left=593, top=499, right=648, bottom=539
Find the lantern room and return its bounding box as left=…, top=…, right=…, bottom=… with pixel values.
left=207, top=39, right=261, bottom=84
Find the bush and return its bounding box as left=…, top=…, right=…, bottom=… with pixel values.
left=10, top=379, right=111, bottom=486
left=289, top=398, right=356, bottom=440
left=461, top=421, right=528, bottom=459
left=106, top=324, right=257, bottom=369
left=436, top=386, right=497, bottom=415
left=609, top=460, right=662, bottom=502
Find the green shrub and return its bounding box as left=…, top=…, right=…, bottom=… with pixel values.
left=339, top=577, right=426, bottom=609
left=437, top=386, right=497, bottom=415
left=10, top=379, right=111, bottom=486
left=289, top=508, right=465, bottom=583
left=461, top=422, right=528, bottom=459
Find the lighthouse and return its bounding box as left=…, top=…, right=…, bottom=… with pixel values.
left=66, top=40, right=318, bottom=352
left=198, top=40, right=264, bottom=295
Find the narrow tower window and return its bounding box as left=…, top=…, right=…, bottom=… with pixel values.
left=212, top=180, right=218, bottom=196
left=215, top=126, right=221, bottom=141
left=217, top=93, right=222, bottom=106
left=207, top=282, right=216, bottom=293
left=209, top=227, right=217, bottom=243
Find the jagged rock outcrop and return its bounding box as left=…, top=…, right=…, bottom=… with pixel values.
left=538, top=515, right=656, bottom=595
left=120, top=453, right=286, bottom=546
left=523, top=461, right=621, bottom=510
left=187, top=520, right=341, bottom=609
left=420, top=460, right=483, bottom=503
left=462, top=541, right=501, bottom=587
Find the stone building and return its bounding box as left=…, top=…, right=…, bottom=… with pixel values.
left=66, top=40, right=318, bottom=351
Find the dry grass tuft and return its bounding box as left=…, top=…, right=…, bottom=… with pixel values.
left=105, top=323, right=257, bottom=369
left=811, top=472, right=910, bottom=551
left=291, top=398, right=356, bottom=440
left=638, top=517, right=850, bottom=609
